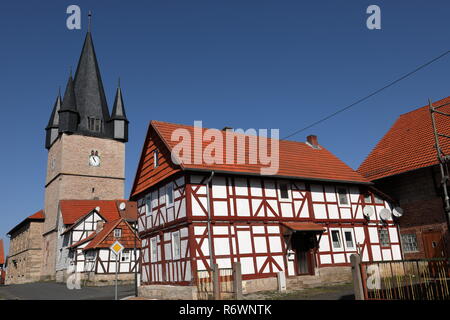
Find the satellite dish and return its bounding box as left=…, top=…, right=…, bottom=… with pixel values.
left=95, top=206, right=101, bottom=212
left=380, top=208, right=392, bottom=221
left=392, top=207, right=403, bottom=218
left=119, top=202, right=126, bottom=211
left=363, top=206, right=374, bottom=218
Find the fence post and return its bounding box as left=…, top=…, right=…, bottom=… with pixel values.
left=233, top=262, right=243, bottom=300
left=350, top=254, right=365, bottom=300
left=213, top=264, right=220, bottom=300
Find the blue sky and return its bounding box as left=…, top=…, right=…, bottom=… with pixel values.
left=1, top=0, right=450, bottom=252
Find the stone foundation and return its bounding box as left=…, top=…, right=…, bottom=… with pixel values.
left=139, top=284, right=198, bottom=300
left=242, top=277, right=278, bottom=294
left=138, top=266, right=352, bottom=299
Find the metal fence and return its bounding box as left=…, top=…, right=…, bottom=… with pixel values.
left=360, top=258, right=450, bottom=300
left=196, top=267, right=235, bottom=300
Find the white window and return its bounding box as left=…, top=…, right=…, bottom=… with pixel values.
left=331, top=230, right=343, bottom=249
left=154, top=150, right=159, bottom=168
left=121, top=250, right=130, bottom=262
left=337, top=187, right=349, bottom=205
left=172, top=231, right=181, bottom=260
left=85, top=251, right=96, bottom=261
left=344, top=230, right=355, bottom=249
left=114, top=228, right=122, bottom=238
left=151, top=238, right=158, bottom=261
left=278, top=182, right=290, bottom=200
left=166, top=183, right=174, bottom=206
left=145, top=194, right=152, bottom=217
left=401, top=233, right=418, bottom=253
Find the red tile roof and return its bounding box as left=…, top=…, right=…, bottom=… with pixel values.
left=7, top=210, right=45, bottom=235
left=83, top=219, right=140, bottom=251
left=358, top=96, right=450, bottom=181
left=131, top=121, right=369, bottom=196
left=59, top=200, right=137, bottom=225
left=281, top=222, right=326, bottom=232
left=28, top=210, right=45, bottom=220
left=82, top=219, right=122, bottom=251
left=0, top=239, right=5, bottom=265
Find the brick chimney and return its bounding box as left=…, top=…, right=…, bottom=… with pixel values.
left=307, top=135, right=319, bottom=149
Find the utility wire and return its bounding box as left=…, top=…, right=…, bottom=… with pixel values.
left=282, top=50, right=450, bottom=140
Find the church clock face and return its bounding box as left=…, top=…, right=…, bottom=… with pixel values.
left=89, top=151, right=101, bottom=167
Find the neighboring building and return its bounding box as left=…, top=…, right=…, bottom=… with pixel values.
left=131, top=121, right=402, bottom=297
left=42, top=29, right=129, bottom=280
left=55, top=200, right=140, bottom=285
left=0, top=239, right=5, bottom=284
left=358, top=96, right=450, bottom=259
left=5, top=211, right=45, bottom=284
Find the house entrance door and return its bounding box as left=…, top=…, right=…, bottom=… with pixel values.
left=291, top=232, right=316, bottom=275
left=423, top=231, right=446, bottom=258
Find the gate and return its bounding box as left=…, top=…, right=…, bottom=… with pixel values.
left=353, top=255, right=450, bottom=300
left=196, top=263, right=242, bottom=300
left=196, top=267, right=234, bottom=300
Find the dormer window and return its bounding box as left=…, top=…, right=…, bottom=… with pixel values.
left=88, top=117, right=103, bottom=132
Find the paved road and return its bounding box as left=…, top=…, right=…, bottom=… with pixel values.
left=0, top=282, right=135, bottom=300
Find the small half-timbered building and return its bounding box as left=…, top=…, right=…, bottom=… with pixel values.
left=131, top=121, right=402, bottom=296
left=55, top=200, right=140, bottom=285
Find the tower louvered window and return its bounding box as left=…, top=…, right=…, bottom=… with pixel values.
left=88, top=117, right=103, bottom=132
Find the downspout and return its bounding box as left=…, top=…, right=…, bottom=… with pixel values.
left=205, top=171, right=215, bottom=269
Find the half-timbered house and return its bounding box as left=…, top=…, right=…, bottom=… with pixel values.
left=131, top=121, right=402, bottom=297
left=55, top=200, right=140, bottom=285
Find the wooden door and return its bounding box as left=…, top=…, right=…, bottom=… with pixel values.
left=292, top=233, right=315, bottom=275
left=422, top=231, right=446, bottom=258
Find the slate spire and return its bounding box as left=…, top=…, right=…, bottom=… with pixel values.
left=72, top=31, right=111, bottom=137
left=58, top=74, right=79, bottom=133
left=45, top=92, right=62, bottom=149
left=45, top=24, right=130, bottom=146
left=110, top=83, right=129, bottom=142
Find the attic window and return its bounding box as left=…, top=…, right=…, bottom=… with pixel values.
left=88, top=117, right=103, bottom=132
left=114, top=228, right=122, bottom=238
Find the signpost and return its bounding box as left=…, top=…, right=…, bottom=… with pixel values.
left=110, top=240, right=124, bottom=300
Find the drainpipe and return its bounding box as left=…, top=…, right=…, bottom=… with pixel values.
left=205, top=171, right=215, bottom=269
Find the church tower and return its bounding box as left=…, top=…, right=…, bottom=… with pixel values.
left=41, top=30, right=129, bottom=279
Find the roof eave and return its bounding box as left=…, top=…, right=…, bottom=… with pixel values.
left=182, top=167, right=373, bottom=185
